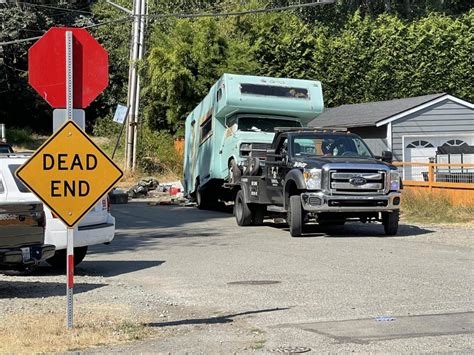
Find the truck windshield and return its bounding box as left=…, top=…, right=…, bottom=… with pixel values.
left=238, top=117, right=301, bottom=133
left=0, top=145, right=12, bottom=153
left=292, top=135, right=373, bottom=158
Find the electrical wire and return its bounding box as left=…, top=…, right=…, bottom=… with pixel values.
left=0, top=1, right=334, bottom=47
left=16, top=2, right=93, bottom=14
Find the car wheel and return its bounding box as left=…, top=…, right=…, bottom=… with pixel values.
left=288, top=195, right=303, bottom=237
left=382, top=210, right=399, bottom=236
left=46, top=246, right=88, bottom=268
left=234, top=190, right=252, bottom=226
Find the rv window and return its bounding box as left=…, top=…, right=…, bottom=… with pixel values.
left=200, top=117, right=212, bottom=143
left=238, top=117, right=301, bottom=133
left=240, top=84, right=309, bottom=99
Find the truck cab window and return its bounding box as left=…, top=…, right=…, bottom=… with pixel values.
left=277, top=138, right=288, bottom=157
left=0, top=178, right=4, bottom=194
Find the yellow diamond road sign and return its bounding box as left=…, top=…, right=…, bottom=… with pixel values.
left=16, top=120, right=123, bottom=227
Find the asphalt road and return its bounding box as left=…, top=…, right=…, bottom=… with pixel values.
left=83, top=201, right=474, bottom=353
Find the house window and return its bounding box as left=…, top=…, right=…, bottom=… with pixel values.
left=200, top=114, right=212, bottom=144
left=406, top=140, right=434, bottom=148
left=444, top=139, right=466, bottom=147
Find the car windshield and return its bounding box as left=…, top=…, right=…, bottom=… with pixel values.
left=238, top=117, right=301, bottom=133
left=291, top=135, right=373, bottom=158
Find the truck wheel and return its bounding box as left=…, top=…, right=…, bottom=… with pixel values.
left=288, top=195, right=303, bottom=237
left=229, top=159, right=241, bottom=184
left=196, top=187, right=216, bottom=210
left=46, top=246, right=88, bottom=268
left=251, top=204, right=265, bottom=226
left=382, top=210, right=399, bottom=236
left=234, top=190, right=252, bottom=226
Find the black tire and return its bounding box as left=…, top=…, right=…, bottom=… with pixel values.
left=288, top=195, right=303, bottom=237
left=234, top=190, right=252, bottom=226
left=251, top=204, right=265, bottom=226
left=382, top=210, right=399, bottom=236
left=196, top=186, right=217, bottom=210
left=229, top=159, right=241, bottom=184
left=245, top=157, right=261, bottom=176
left=46, top=246, right=88, bottom=268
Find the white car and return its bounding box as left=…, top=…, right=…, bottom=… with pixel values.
left=1, top=154, right=116, bottom=268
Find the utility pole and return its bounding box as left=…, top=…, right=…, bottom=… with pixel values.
left=132, top=0, right=147, bottom=170
left=107, top=0, right=146, bottom=171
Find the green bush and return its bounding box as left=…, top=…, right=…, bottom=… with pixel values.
left=137, top=127, right=182, bottom=176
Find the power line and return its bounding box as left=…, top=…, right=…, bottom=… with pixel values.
left=17, top=2, right=93, bottom=14
left=0, top=16, right=131, bottom=46
left=0, top=1, right=335, bottom=47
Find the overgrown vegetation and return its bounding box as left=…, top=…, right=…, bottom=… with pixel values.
left=401, top=189, right=474, bottom=224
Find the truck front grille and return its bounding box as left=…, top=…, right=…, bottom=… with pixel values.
left=329, top=170, right=387, bottom=195
left=240, top=143, right=272, bottom=159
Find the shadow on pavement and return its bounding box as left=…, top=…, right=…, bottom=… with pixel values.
left=319, top=223, right=433, bottom=238
left=147, top=307, right=289, bottom=328
left=0, top=281, right=105, bottom=299
left=35, top=260, right=165, bottom=278
left=112, top=203, right=233, bottom=231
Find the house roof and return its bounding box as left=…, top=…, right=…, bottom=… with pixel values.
left=309, top=93, right=473, bottom=128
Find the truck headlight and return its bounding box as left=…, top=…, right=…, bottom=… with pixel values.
left=389, top=170, right=400, bottom=191
left=303, top=168, right=322, bottom=190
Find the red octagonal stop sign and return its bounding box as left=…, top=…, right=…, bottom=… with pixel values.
left=29, top=27, right=108, bottom=108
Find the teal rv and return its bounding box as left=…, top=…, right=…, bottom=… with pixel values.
left=183, top=73, right=324, bottom=208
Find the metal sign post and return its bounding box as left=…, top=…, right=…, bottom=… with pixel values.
left=65, top=30, right=74, bottom=330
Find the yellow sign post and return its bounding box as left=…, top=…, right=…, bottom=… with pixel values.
left=16, top=120, right=123, bottom=227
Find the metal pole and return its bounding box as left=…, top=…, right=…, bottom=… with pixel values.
left=65, top=31, right=74, bottom=330
left=132, top=0, right=146, bottom=170
left=126, top=0, right=141, bottom=170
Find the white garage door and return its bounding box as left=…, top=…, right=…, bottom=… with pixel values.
left=403, top=139, right=436, bottom=180
left=403, top=135, right=474, bottom=181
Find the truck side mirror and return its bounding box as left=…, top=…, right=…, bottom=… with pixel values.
left=381, top=150, right=393, bottom=163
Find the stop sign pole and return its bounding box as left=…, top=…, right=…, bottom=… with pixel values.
left=65, top=31, right=75, bottom=330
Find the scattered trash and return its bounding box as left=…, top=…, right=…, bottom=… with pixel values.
left=375, top=316, right=396, bottom=322
left=127, top=177, right=159, bottom=198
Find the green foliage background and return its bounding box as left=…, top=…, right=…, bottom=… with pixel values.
left=0, top=0, right=473, bottom=138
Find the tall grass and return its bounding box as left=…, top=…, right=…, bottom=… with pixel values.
left=401, top=189, right=474, bottom=224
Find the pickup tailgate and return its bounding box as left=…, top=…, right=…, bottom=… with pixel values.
left=0, top=203, right=44, bottom=248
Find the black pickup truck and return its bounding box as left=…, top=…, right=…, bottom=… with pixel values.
left=234, top=128, right=402, bottom=237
